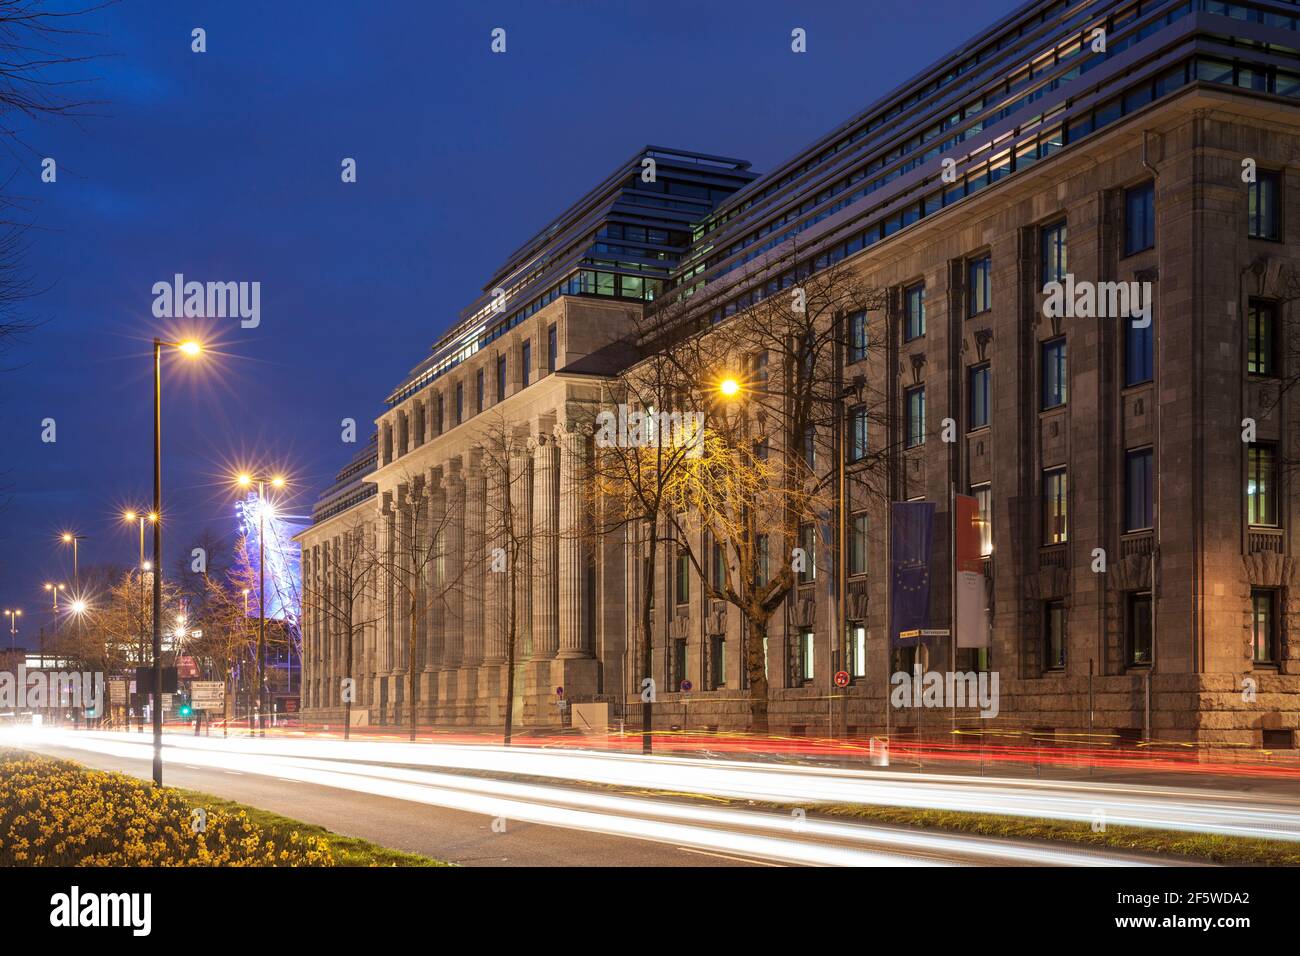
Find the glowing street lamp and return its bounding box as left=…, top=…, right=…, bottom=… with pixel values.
left=3, top=609, right=20, bottom=653
left=149, top=337, right=205, bottom=785
left=718, top=377, right=741, bottom=398
left=235, top=470, right=288, bottom=736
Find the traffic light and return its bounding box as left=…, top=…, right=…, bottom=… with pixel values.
left=178, top=701, right=192, bottom=718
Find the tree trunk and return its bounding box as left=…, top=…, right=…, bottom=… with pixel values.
left=344, top=623, right=353, bottom=741
left=641, top=522, right=658, bottom=754
left=408, top=598, right=420, bottom=741
left=746, top=614, right=770, bottom=736
left=503, top=558, right=517, bottom=747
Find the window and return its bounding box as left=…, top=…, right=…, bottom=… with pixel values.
left=849, top=624, right=867, bottom=678
left=969, top=364, right=990, bottom=430
left=1044, top=600, right=1066, bottom=670
left=968, top=256, right=992, bottom=316
left=1041, top=338, right=1067, bottom=408
left=1125, top=313, right=1153, bottom=386
left=1125, top=448, right=1154, bottom=532
left=475, top=370, right=484, bottom=414
left=799, top=629, right=815, bottom=682
left=1125, top=181, right=1155, bottom=255
left=798, top=523, right=817, bottom=584
left=548, top=324, right=558, bottom=372
left=1248, top=300, right=1277, bottom=376
left=521, top=340, right=531, bottom=388
left=496, top=355, right=507, bottom=402
left=1042, top=220, right=1067, bottom=284
left=709, top=635, right=726, bottom=688
left=1248, top=170, right=1280, bottom=241
left=802, top=426, right=817, bottom=470
left=672, top=638, right=688, bottom=689
left=756, top=535, right=770, bottom=586
left=849, top=513, right=869, bottom=576
left=972, top=483, right=993, bottom=557
left=905, top=386, right=926, bottom=447
left=1252, top=589, right=1278, bottom=663
left=710, top=538, right=725, bottom=594
left=455, top=382, right=464, bottom=424
left=675, top=548, right=690, bottom=605
left=434, top=393, right=444, bottom=435
left=849, top=406, right=868, bottom=462
left=904, top=284, right=926, bottom=340
left=1248, top=444, right=1278, bottom=527
left=1043, top=468, right=1068, bottom=544
left=1127, top=592, right=1152, bottom=667
left=849, top=311, right=868, bottom=361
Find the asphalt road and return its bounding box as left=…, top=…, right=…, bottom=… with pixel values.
left=8, top=728, right=1202, bottom=866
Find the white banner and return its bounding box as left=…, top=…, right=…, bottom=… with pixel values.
left=955, top=571, right=990, bottom=648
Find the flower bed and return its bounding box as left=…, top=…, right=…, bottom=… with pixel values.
left=0, top=751, right=334, bottom=866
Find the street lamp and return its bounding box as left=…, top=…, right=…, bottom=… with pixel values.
left=236, top=471, right=286, bottom=737
left=151, top=337, right=204, bottom=785
left=3, top=608, right=20, bottom=652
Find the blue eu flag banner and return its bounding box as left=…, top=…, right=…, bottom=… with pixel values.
left=891, top=501, right=935, bottom=647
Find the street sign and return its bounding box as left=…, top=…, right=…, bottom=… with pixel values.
left=680, top=680, right=692, bottom=692
left=190, top=681, right=225, bottom=712
left=556, top=686, right=564, bottom=697
left=108, top=678, right=127, bottom=704
left=898, top=628, right=950, bottom=639
left=135, top=666, right=178, bottom=694
left=833, top=670, right=850, bottom=688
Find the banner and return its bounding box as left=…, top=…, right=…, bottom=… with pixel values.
left=890, top=501, right=935, bottom=647
left=954, top=494, right=991, bottom=648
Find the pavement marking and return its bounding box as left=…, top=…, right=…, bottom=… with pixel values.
left=676, top=846, right=784, bottom=867
left=224, top=770, right=243, bottom=775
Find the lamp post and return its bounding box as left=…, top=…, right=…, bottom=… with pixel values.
left=60, top=532, right=86, bottom=645
left=3, top=608, right=19, bottom=652
left=151, top=337, right=203, bottom=786
left=237, top=472, right=285, bottom=738
left=124, top=510, right=157, bottom=730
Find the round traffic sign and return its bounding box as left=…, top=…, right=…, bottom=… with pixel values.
left=556, top=686, right=564, bottom=697
left=680, top=679, right=692, bottom=692
left=833, top=670, right=850, bottom=688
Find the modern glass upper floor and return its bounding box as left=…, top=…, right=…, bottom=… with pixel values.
left=385, top=147, right=755, bottom=407
left=667, top=0, right=1300, bottom=321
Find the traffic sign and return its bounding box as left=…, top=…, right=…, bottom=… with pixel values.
left=190, top=681, right=225, bottom=713
left=833, top=670, right=850, bottom=688
left=680, top=679, right=692, bottom=692
left=556, top=686, right=564, bottom=697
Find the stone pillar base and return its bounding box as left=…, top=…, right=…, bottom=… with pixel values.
left=523, top=659, right=559, bottom=726
left=437, top=668, right=460, bottom=723
left=477, top=664, right=505, bottom=727
left=452, top=666, right=478, bottom=725
left=372, top=675, right=387, bottom=725
left=418, top=670, right=440, bottom=722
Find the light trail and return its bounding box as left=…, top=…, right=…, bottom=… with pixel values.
left=10, top=726, right=1290, bottom=862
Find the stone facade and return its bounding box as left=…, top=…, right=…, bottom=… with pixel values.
left=299, top=78, right=1300, bottom=750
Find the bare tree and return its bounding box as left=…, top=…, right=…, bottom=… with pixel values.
left=583, top=300, right=722, bottom=753
left=649, top=256, right=891, bottom=733
left=301, top=513, right=381, bottom=739
left=473, top=411, right=543, bottom=747
left=377, top=466, right=466, bottom=739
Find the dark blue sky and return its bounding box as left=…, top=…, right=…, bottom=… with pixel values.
left=0, top=0, right=1019, bottom=642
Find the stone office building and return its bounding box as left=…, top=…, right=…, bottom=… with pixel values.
left=300, top=0, right=1300, bottom=748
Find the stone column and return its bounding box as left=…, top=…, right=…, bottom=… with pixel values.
left=529, top=433, right=560, bottom=720
left=376, top=494, right=394, bottom=723
left=439, top=463, right=466, bottom=716
left=481, top=452, right=510, bottom=725
left=458, top=457, right=486, bottom=723
left=510, top=440, right=534, bottom=722
left=419, top=469, right=445, bottom=719
left=556, top=421, right=599, bottom=698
